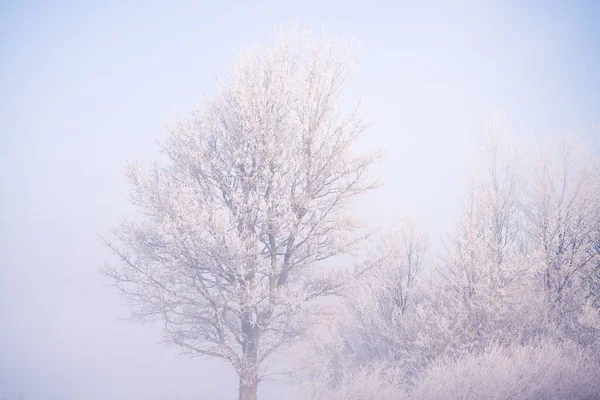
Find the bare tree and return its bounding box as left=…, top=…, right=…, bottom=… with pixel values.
left=103, top=30, right=380, bottom=400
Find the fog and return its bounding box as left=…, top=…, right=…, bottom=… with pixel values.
left=1, top=1, right=599, bottom=399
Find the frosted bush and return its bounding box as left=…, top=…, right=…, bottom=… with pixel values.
left=409, top=340, right=600, bottom=400
left=299, top=361, right=406, bottom=400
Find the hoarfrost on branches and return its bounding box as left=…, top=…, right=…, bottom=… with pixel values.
left=298, top=127, right=600, bottom=400
left=103, top=29, right=380, bottom=400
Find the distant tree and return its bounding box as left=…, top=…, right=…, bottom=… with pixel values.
left=524, top=138, right=600, bottom=324
left=373, top=219, right=429, bottom=318
left=435, top=125, right=541, bottom=350
left=104, top=30, right=380, bottom=400
left=298, top=125, right=600, bottom=398
left=303, top=218, right=429, bottom=384
left=440, top=124, right=528, bottom=306
left=585, top=235, right=600, bottom=309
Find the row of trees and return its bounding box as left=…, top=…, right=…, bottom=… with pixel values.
left=299, top=128, right=600, bottom=398
left=104, top=30, right=600, bottom=399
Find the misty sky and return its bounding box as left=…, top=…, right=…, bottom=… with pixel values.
left=1, top=1, right=599, bottom=399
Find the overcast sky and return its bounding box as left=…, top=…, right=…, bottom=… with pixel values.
left=1, top=1, right=599, bottom=399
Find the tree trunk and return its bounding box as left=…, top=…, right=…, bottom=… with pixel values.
left=238, top=374, right=258, bottom=400
left=238, top=312, right=259, bottom=400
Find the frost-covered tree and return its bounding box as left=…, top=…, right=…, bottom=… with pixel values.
left=372, top=219, right=429, bottom=318
left=585, top=234, right=600, bottom=309
left=302, top=218, right=429, bottom=385
left=103, top=30, right=380, bottom=400
left=441, top=125, right=527, bottom=303
left=346, top=219, right=429, bottom=363
left=524, top=138, right=600, bottom=326
left=436, top=125, right=540, bottom=349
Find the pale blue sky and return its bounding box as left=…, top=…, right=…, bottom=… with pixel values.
left=1, top=1, right=599, bottom=399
